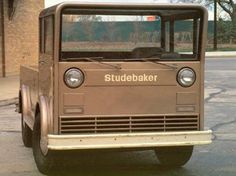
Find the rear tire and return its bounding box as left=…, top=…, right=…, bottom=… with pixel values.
left=155, top=146, right=193, bottom=167
left=32, top=112, right=55, bottom=174
left=21, top=98, right=32, bottom=147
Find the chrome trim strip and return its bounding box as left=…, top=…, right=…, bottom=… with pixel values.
left=48, top=130, right=212, bottom=150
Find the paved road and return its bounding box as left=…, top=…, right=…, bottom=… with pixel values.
left=0, top=57, right=236, bottom=176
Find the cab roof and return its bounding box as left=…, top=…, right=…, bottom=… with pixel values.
left=39, top=2, right=207, bottom=18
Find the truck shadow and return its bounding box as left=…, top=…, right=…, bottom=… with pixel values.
left=48, top=150, right=191, bottom=176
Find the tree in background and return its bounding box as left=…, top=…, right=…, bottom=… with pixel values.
left=215, top=0, right=236, bottom=22
left=208, top=0, right=236, bottom=44
left=171, top=0, right=236, bottom=45
left=171, top=0, right=236, bottom=21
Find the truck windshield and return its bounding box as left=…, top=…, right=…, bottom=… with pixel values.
left=60, top=8, right=203, bottom=61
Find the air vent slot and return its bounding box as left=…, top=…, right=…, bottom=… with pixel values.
left=60, top=115, right=199, bottom=134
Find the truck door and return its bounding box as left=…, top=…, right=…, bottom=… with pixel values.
left=38, top=16, right=54, bottom=118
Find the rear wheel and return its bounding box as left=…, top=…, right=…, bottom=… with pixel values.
left=32, top=112, right=56, bottom=174
left=20, top=96, right=32, bottom=147
left=155, top=146, right=193, bottom=167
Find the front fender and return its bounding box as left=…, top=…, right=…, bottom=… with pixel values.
left=38, top=96, right=51, bottom=155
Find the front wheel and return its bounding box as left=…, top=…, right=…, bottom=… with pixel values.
left=32, top=112, right=56, bottom=174
left=155, top=146, right=193, bottom=167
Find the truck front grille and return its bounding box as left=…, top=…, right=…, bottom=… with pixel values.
left=59, top=115, right=199, bottom=134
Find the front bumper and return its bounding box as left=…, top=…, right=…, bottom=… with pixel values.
left=48, top=130, right=212, bottom=150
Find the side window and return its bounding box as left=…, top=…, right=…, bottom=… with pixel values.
left=44, top=16, right=54, bottom=54
left=163, top=18, right=200, bottom=58
left=174, top=19, right=194, bottom=54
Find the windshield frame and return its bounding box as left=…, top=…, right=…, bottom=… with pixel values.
left=59, top=6, right=205, bottom=61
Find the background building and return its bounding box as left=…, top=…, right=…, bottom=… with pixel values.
left=0, top=0, right=44, bottom=77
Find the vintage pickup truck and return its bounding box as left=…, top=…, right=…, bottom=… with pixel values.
left=19, top=2, right=212, bottom=174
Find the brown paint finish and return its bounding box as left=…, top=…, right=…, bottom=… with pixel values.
left=20, top=2, right=209, bottom=147
left=63, top=93, right=85, bottom=106
left=176, top=92, right=197, bottom=105
left=58, top=62, right=201, bottom=117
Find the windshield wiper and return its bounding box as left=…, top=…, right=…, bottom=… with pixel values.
left=142, top=58, right=178, bottom=70
left=65, top=57, right=121, bottom=70
left=122, top=58, right=178, bottom=70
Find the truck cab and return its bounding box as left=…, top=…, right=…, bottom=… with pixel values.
left=19, top=2, right=212, bottom=174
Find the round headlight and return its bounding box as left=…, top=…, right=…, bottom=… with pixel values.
left=64, top=68, right=84, bottom=88
left=177, top=68, right=196, bottom=87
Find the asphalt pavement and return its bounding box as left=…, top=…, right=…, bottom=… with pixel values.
left=0, top=57, right=236, bottom=176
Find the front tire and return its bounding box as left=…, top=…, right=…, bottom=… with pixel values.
left=32, top=112, right=55, bottom=174
left=155, top=146, right=193, bottom=167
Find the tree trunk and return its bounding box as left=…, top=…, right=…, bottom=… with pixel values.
left=230, top=5, right=236, bottom=44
